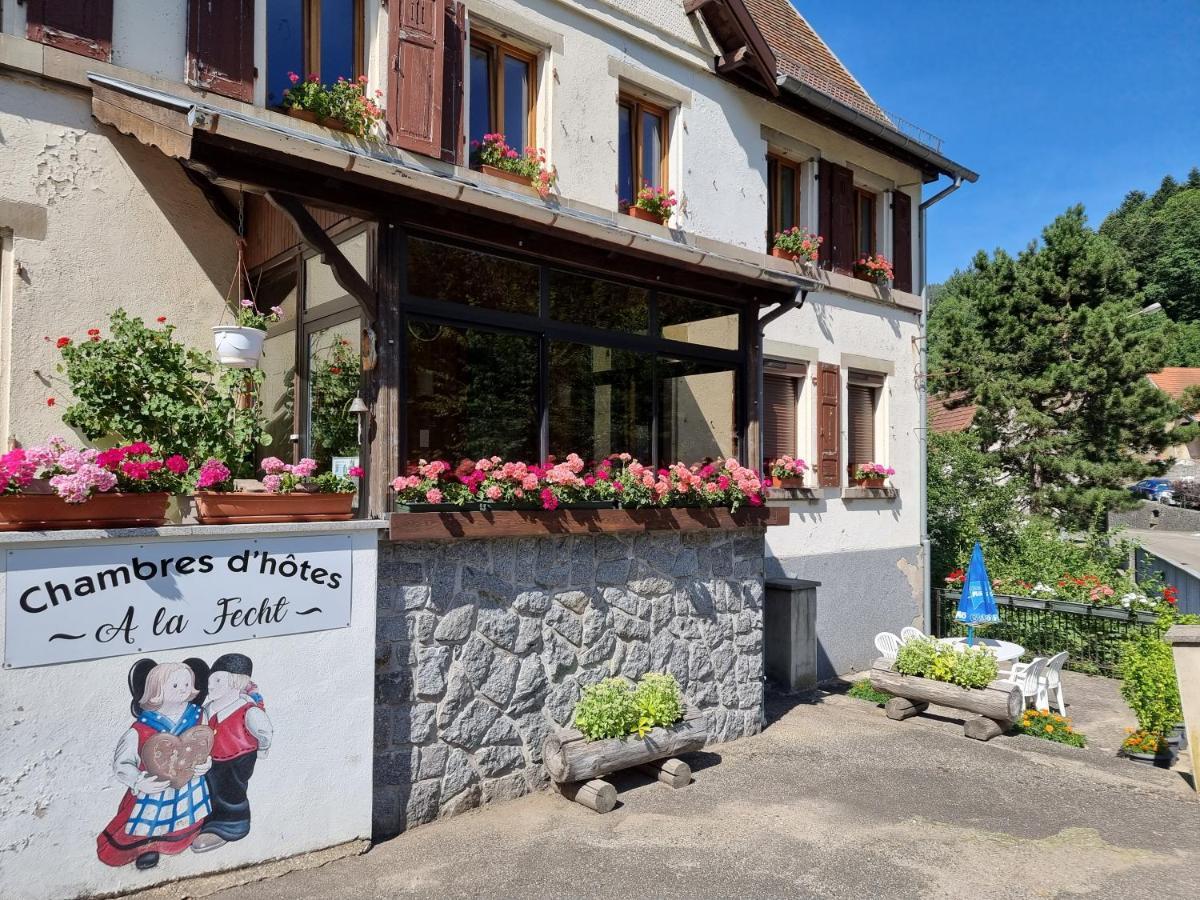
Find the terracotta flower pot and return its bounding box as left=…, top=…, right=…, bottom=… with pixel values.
left=855, top=478, right=886, bottom=489
left=194, top=491, right=355, bottom=524
left=285, top=107, right=320, bottom=125
left=0, top=492, right=170, bottom=531
left=480, top=164, right=533, bottom=190
left=627, top=205, right=668, bottom=225
left=771, top=247, right=800, bottom=262
left=770, top=475, right=805, bottom=489
left=212, top=325, right=266, bottom=368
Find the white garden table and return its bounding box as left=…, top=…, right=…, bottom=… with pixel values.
left=938, top=636, right=1024, bottom=664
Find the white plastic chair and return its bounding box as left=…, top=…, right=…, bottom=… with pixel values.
left=1002, top=657, right=1049, bottom=711
left=900, top=626, right=925, bottom=643
left=874, top=632, right=903, bottom=660
left=1040, top=651, right=1069, bottom=712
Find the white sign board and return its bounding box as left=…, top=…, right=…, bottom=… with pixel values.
left=4, top=535, right=353, bottom=668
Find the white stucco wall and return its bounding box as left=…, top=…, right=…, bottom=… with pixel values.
left=0, top=74, right=234, bottom=448
left=0, top=523, right=378, bottom=900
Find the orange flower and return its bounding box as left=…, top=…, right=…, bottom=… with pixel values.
left=1044, top=725, right=1054, bottom=733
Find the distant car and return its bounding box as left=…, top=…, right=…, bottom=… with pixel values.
left=1130, top=478, right=1175, bottom=504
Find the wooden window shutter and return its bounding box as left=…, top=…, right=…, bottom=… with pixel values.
left=829, top=162, right=856, bottom=273
left=388, top=0, right=445, bottom=156
left=847, top=385, right=877, bottom=466
left=892, top=190, right=913, bottom=292
left=26, top=0, right=114, bottom=61
left=816, top=363, right=841, bottom=487
left=763, top=374, right=798, bottom=463
left=818, top=159, right=833, bottom=269
left=187, top=0, right=256, bottom=103
left=440, top=1, right=467, bottom=164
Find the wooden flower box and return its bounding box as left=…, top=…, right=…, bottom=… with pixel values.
left=542, top=707, right=708, bottom=784
left=194, top=492, right=355, bottom=524
left=869, top=658, right=1023, bottom=741
left=626, top=206, right=668, bottom=225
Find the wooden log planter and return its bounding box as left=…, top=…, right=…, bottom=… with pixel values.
left=542, top=708, right=707, bottom=812
left=868, top=658, right=1023, bottom=742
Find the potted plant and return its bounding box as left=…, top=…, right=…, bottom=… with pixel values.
left=771, top=227, right=823, bottom=264
left=0, top=439, right=188, bottom=530
left=851, top=462, right=894, bottom=488
left=623, top=183, right=676, bottom=225
left=213, top=299, right=283, bottom=369
left=1121, top=729, right=1175, bottom=768
left=768, top=455, right=808, bottom=488
left=392, top=460, right=480, bottom=512
left=281, top=73, right=385, bottom=138
left=1118, top=633, right=1182, bottom=766
left=854, top=253, right=894, bottom=285
left=471, top=133, right=558, bottom=199
left=193, top=457, right=359, bottom=523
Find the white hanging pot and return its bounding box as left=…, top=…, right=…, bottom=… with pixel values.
left=212, top=325, right=267, bottom=368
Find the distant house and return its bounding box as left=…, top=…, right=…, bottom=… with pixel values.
left=927, top=391, right=977, bottom=434
left=1146, top=369, right=1200, bottom=471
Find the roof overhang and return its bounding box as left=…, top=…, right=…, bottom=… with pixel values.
left=684, top=0, right=780, bottom=97
left=777, top=74, right=978, bottom=185
left=88, top=73, right=817, bottom=301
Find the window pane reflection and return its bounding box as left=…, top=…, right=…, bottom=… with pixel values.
left=503, top=54, right=529, bottom=151
left=658, top=357, right=737, bottom=464
left=658, top=293, right=740, bottom=351
left=406, top=320, right=538, bottom=466
left=257, top=267, right=299, bottom=459
left=779, top=166, right=796, bottom=230
left=266, top=0, right=304, bottom=107
left=305, top=231, right=369, bottom=310
left=549, top=343, right=652, bottom=463
left=408, top=238, right=539, bottom=315
left=306, top=319, right=361, bottom=469
left=320, top=0, right=357, bottom=83
left=641, top=110, right=663, bottom=186
left=548, top=269, right=648, bottom=334
left=469, top=46, right=491, bottom=148
left=617, top=103, right=634, bottom=205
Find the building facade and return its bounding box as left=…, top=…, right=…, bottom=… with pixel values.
left=0, top=1, right=973, bottom=894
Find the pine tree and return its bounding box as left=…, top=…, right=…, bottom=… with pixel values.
left=930, top=207, right=1189, bottom=527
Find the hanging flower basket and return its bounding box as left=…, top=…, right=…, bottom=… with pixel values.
left=0, top=492, right=170, bottom=531
left=212, top=325, right=267, bottom=368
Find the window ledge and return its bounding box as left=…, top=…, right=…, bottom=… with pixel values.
left=766, top=487, right=823, bottom=504
left=842, top=487, right=899, bottom=501
left=762, top=257, right=922, bottom=312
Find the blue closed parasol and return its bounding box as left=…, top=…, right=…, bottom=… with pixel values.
left=954, top=542, right=1000, bottom=646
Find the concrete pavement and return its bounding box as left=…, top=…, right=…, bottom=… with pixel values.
left=136, top=689, right=1200, bottom=900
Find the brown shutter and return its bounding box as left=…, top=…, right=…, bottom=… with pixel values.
left=847, top=385, right=876, bottom=466
left=388, top=0, right=445, bottom=156
left=829, top=162, right=856, bottom=273
left=818, top=159, right=833, bottom=268
left=763, top=374, right=798, bottom=463
left=440, top=1, right=467, bottom=164
left=817, top=363, right=840, bottom=487
left=187, top=0, right=256, bottom=103
left=26, top=0, right=113, bottom=61
left=892, top=190, right=913, bottom=292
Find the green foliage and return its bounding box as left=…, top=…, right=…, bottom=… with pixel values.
left=1013, top=709, right=1087, bottom=748
left=573, top=678, right=639, bottom=740
left=633, top=673, right=684, bottom=735
left=1119, top=633, right=1183, bottom=737
left=57, top=310, right=268, bottom=477
left=574, top=674, right=684, bottom=741
left=928, top=207, right=1182, bottom=528
left=309, top=334, right=361, bottom=468
left=895, top=638, right=998, bottom=689
left=847, top=679, right=892, bottom=705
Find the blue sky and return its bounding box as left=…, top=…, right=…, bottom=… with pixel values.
left=797, top=1, right=1200, bottom=284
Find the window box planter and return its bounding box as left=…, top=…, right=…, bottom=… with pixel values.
left=542, top=707, right=708, bottom=784
left=212, top=325, right=267, bottom=368
left=770, top=475, right=805, bottom=489
left=626, top=206, right=668, bottom=226
left=194, top=491, right=355, bottom=524
left=395, top=502, right=481, bottom=513
left=479, top=164, right=534, bottom=193
left=842, top=486, right=898, bottom=500
left=285, top=107, right=351, bottom=135
left=0, top=492, right=170, bottom=531
left=868, top=659, right=1022, bottom=741
left=1122, top=746, right=1177, bottom=768
left=388, top=505, right=786, bottom=541
left=1048, top=600, right=1091, bottom=615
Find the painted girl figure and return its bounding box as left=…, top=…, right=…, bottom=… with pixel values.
left=193, top=653, right=273, bottom=852
left=97, top=659, right=213, bottom=870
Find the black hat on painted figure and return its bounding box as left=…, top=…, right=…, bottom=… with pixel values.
left=210, top=652, right=253, bottom=677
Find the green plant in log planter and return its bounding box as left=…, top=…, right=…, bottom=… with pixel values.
left=895, top=638, right=998, bottom=689
left=574, top=678, right=639, bottom=740
left=633, top=672, right=684, bottom=736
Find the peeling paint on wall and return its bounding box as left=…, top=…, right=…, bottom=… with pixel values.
left=896, top=555, right=925, bottom=628
left=35, top=130, right=104, bottom=206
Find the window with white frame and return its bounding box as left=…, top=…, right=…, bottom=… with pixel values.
left=846, top=369, right=885, bottom=468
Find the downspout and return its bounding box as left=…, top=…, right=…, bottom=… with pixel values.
left=918, top=176, right=963, bottom=633
left=757, top=287, right=809, bottom=474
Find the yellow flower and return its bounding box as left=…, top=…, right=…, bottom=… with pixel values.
left=1044, top=725, right=1054, bottom=733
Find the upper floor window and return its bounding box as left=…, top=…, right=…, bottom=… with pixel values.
left=767, top=155, right=803, bottom=243
left=855, top=189, right=876, bottom=258
left=618, top=93, right=669, bottom=206
left=267, top=0, right=363, bottom=107
left=469, top=33, right=536, bottom=155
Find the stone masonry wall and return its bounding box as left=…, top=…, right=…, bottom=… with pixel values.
left=372, top=527, right=767, bottom=837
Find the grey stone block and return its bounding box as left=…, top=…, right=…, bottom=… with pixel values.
left=433, top=600, right=475, bottom=643
left=478, top=652, right=519, bottom=707
left=417, top=743, right=449, bottom=779
left=415, top=645, right=451, bottom=698
left=442, top=748, right=478, bottom=800
left=483, top=715, right=522, bottom=746
left=554, top=589, right=589, bottom=613
left=476, top=744, right=525, bottom=777
left=477, top=606, right=520, bottom=650
left=546, top=603, right=583, bottom=645
left=481, top=772, right=529, bottom=805
left=442, top=700, right=500, bottom=750
left=595, top=557, right=632, bottom=584
left=513, top=589, right=550, bottom=615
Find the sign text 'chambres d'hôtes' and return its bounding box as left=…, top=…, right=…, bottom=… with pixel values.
left=3, top=535, right=353, bottom=668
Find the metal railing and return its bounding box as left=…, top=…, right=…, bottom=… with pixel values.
left=933, top=589, right=1160, bottom=677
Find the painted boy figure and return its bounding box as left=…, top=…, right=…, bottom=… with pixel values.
left=193, top=653, right=273, bottom=852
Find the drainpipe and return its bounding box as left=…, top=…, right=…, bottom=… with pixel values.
left=918, top=176, right=963, bottom=633
left=757, top=287, right=809, bottom=475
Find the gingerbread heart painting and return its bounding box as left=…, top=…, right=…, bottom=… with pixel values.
left=96, top=655, right=275, bottom=870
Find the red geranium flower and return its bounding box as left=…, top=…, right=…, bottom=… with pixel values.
left=55, top=337, right=70, bottom=349
left=46, top=398, right=55, bottom=407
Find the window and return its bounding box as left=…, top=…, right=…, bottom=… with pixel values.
left=762, top=361, right=807, bottom=467
left=549, top=344, right=653, bottom=462
left=847, top=370, right=885, bottom=468
left=659, top=293, right=740, bottom=351
left=256, top=266, right=300, bottom=455
left=659, top=357, right=738, bottom=464
left=767, top=155, right=803, bottom=241
left=855, top=189, right=876, bottom=258
left=408, top=238, right=540, bottom=315
left=618, top=93, right=669, bottom=206
left=267, top=0, right=364, bottom=108
left=469, top=33, right=536, bottom=154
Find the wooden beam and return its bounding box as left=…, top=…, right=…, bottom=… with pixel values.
left=181, top=165, right=241, bottom=235
left=716, top=45, right=751, bottom=73
left=264, top=190, right=378, bottom=323
left=92, top=85, right=193, bottom=159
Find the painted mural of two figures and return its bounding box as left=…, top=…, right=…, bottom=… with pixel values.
left=95, top=654, right=274, bottom=870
